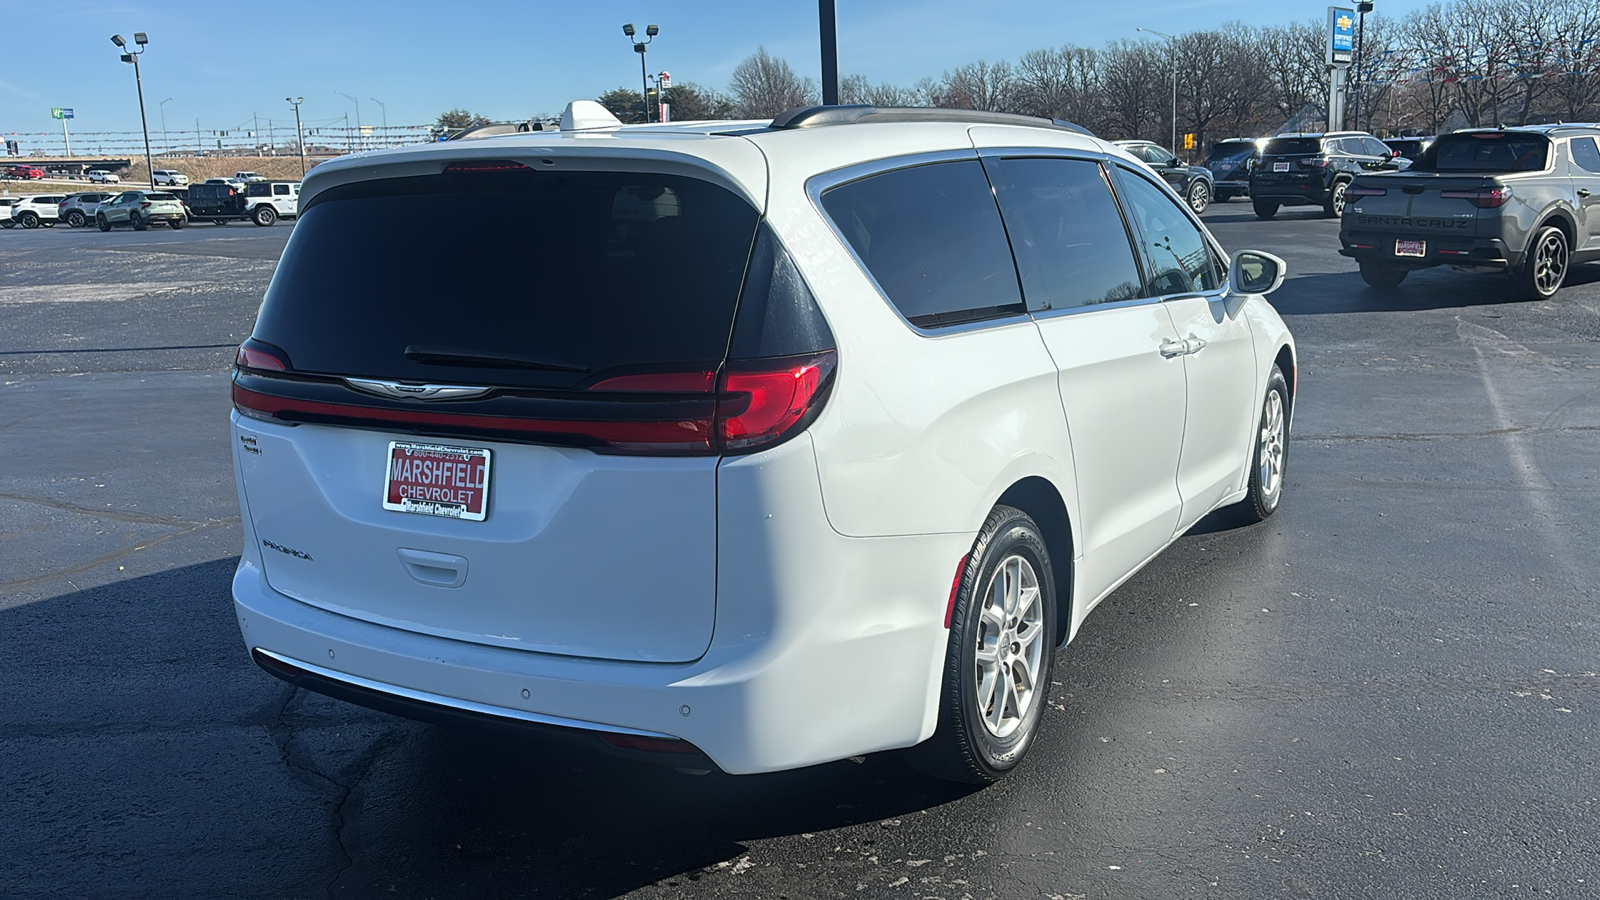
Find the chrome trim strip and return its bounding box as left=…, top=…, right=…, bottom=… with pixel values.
left=254, top=648, right=681, bottom=740
left=1028, top=295, right=1163, bottom=322
left=344, top=378, right=493, bottom=401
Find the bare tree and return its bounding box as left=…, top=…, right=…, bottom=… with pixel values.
left=1013, top=46, right=1100, bottom=124
left=938, top=60, right=1018, bottom=111
left=1099, top=40, right=1165, bottom=140
left=730, top=48, right=818, bottom=118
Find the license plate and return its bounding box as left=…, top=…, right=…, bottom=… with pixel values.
left=1395, top=239, right=1426, bottom=258
left=1273, top=161, right=1289, bottom=172
left=383, top=442, right=491, bottom=521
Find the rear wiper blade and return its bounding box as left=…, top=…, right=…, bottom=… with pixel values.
left=403, top=344, right=590, bottom=373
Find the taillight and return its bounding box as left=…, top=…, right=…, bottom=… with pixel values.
left=1440, top=186, right=1511, bottom=208
left=140, top=201, right=151, bottom=208
left=1299, top=157, right=1330, bottom=168
left=234, top=339, right=289, bottom=371
left=1344, top=185, right=1387, bottom=198
left=716, top=352, right=836, bottom=451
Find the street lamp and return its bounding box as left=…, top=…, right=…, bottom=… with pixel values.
left=1353, top=1, right=1374, bottom=132
left=622, top=23, right=659, bottom=123
left=286, top=97, right=306, bottom=177
left=110, top=32, right=157, bottom=190
left=336, top=91, right=362, bottom=148
left=370, top=97, right=387, bottom=147
left=1137, top=27, right=1179, bottom=157
left=159, top=97, right=172, bottom=155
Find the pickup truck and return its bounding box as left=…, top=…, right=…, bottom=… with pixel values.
left=185, top=179, right=299, bottom=226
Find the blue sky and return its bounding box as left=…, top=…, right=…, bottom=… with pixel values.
left=2, top=0, right=1435, bottom=139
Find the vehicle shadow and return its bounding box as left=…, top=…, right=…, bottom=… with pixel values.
left=1267, top=264, right=1600, bottom=315
left=1202, top=208, right=1337, bottom=225
left=0, top=560, right=980, bottom=898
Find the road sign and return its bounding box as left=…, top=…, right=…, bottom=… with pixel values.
left=51, top=107, right=75, bottom=120
left=1183, top=133, right=1195, bottom=150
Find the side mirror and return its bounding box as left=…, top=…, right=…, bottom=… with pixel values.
left=1230, top=250, right=1287, bottom=296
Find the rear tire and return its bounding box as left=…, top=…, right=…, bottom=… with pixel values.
left=253, top=205, right=277, bottom=226
left=1252, top=199, right=1279, bottom=220
left=132, top=213, right=148, bottom=231
left=1324, top=179, right=1350, bottom=218
left=1358, top=260, right=1407, bottom=288
left=1235, top=365, right=1290, bottom=524
left=906, top=505, right=1057, bottom=785
left=18, top=211, right=39, bottom=229
left=1515, top=225, right=1568, bottom=300
left=65, top=210, right=86, bottom=228
left=170, top=217, right=185, bottom=230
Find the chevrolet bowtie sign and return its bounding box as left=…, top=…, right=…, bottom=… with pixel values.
left=1328, top=6, right=1356, bottom=65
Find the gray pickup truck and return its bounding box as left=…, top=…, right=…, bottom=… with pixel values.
left=1339, top=124, right=1600, bottom=298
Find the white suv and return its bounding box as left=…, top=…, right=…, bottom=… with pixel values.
left=152, top=169, right=189, bottom=186
left=7, top=194, right=66, bottom=228
left=230, top=103, right=1296, bottom=783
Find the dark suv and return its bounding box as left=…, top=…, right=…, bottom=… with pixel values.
left=1113, top=140, right=1215, bottom=213
left=1204, top=138, right=1261, bottom=202
left=1250, top=132, right=1408, bottom=219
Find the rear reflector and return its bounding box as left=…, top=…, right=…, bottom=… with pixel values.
left=1440, top=186, right=1511, bottom=208
left=944, top=555, right=969, bottom=628
left=599, top=733, right=703, bottom=755
left=443, top=160, right=532, bottom=173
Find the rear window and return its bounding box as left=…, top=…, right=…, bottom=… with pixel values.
left=820, top=160, right=1023, bottom=328
left=251, top=170, right=760, bottom=388
left=1416, top=133, right=1550, bottom=172
left=1205, top=142, right=1258, bottom=163
left=1262, top=137, right=1323, bottom=156
left=147, top=193, right=177, bottom=201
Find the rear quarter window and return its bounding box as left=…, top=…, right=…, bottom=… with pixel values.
left=819, top=160, right=1023, bottom=329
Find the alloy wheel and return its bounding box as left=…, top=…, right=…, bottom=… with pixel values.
left=1533, top=230, right=1567, bottom=297
left=1258, top=389, right=1286, bottom=500
left=974, top=554, right=1045, bottom=738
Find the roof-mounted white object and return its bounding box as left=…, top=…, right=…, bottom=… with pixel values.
left=561, top=100, right=623, bottom=132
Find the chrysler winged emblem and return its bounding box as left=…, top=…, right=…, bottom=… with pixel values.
left=344, top=378, right=492, bottom=401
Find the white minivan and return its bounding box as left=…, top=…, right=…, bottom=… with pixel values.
left=230, top=103, right=1295, bottom=783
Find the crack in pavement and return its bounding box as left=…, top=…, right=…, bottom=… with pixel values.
left=261, top=685, right=410, bottom=898
left=1298, top=424, right=1600, bottom=443
left=0, top=521, right=229, bottom=592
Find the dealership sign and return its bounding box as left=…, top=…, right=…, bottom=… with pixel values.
left=1327, top=7, right=1355, bottom=65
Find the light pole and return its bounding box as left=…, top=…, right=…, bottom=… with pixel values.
left=110, top=32, right=157, bottom=189
left=370, top=97, right=387, bottom=147
left=336, top=91, right=362, bottom=148
left=159, top=97, right=172, bottom=155
left=1137, top=27, right=1179, bottom=157
left=286, top=97, right=306, bottom=177
left=1353, top=1, right=1374, bottom=132
left=622, top=23, right=659, bottom=123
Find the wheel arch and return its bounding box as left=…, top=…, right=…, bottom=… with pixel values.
left=994, top=476, right=1076, bottom=647
left=1273, top=344, right=1297, bottom=422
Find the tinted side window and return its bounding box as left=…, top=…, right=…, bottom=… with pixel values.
left=1362, top=138, right=1390, bottom=157
left=985, top=157, right=1144, bottom=311
left=1114, top=167, right=1222, bottom=296
left=821, top=160, right=1023, bottom=328
left=1572, top=137, right=1600, bottom=174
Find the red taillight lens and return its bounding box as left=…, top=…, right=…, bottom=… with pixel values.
left=1440, top=186, right=1511, bottom=208
left=443, top=160, right=532, bottom=173
left=1299, top=157, right=1330, bottom=168
left=234, top=341, right=288, bottom=371
left=140, top=201, right=151, bottom=208
left=1344, top=186, right=1387, bottom=198
left=715, top=352, right=836, bottom=451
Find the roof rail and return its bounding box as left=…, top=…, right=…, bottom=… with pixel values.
left=445, top=120, right=556, bottom=141
left=769, top=105, right=1094, bottom=137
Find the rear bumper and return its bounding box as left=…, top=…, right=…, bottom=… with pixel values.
left=1249, top=178, right=1329, bottom=205
left=232, top=434, right=966, bottom=775
left=1339, top=230, right=1519, bottom=270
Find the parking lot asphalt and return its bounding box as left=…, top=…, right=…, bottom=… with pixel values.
left=3, top=207, right=1598, bottom=899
